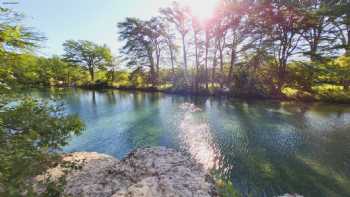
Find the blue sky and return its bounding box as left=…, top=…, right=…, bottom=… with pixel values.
left=7, top=0, right=177, bottom=56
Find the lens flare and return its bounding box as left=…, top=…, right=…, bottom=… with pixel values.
left=180, top=0, right=218, bottom=21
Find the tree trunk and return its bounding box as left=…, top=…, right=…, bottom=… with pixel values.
left=67, top=71, right=70, bottom=86
left=89, top=67, right=94, bottom=82
left=150, top=66, right=156, bottom=86
left=181, top=33, right=188, bottom=72
left=204, top=32, right=209, bottom=91
left=155, top=45, right=161, bottom=85
left=111, top=69, right=115, bottom=82
left=169, top=44, right=175, bottom=78
left=310, top=47, right=317, bottom=62
left=218, top=40, right=224, bottom=88
left=346, top=27, right=350, bottom=56
left=308, top=25, right=321, bottom=62
left=346, top=48, right=350, bottom=56
left=147, top=49, right=156, bottom=86
left=344, top=80, right=349, bottom=91
left=194, top=32, right=200, bottom=92
left=276, top=59, right=287, bottom=95
left=227, top=47, right=236, bottom=87
left=212, top=47, right=218, bottom=87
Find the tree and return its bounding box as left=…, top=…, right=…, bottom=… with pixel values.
left=0, top=7, right=43, bottom=56
left=301, top=0, right=338, bottom=61
left=118, top=17, right=166, bottom=86
left=160, top=2, right=191, bottom=74
left=0, top=5, right=85, bottom=196
left=0, top=6, right=43, bottom=88
left=330, top=0, right=350, bottom=55
left=106, top=56, right=122, bottom=82
left=204, top=23, right=210, bottom=90
left=62, top=40, right=112, bottom=82
left=161, top=20, right=178, bottom=78
left=147, top=17, right=166, bottom=81
left=214, top=0, right=252, bottom=88
left=211, top=9, right=228, bottom=88
left=251, top=0, right=306, bottom=94
left=191, top=16, right=203, bottom=90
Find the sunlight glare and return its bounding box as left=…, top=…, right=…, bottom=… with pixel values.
left=179, top=103, right=220, bottom=171
left=180, top=0, right=218, bottom=21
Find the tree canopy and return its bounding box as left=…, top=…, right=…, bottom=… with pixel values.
left=63, top=40, right=112, bottom=81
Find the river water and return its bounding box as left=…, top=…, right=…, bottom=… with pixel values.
left=29, top=88, right=350, bottom=197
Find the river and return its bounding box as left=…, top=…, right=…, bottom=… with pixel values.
left=28, top=88, right=350, bottom=197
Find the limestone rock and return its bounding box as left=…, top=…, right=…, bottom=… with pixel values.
left=34, top=147, right=217, bottom=197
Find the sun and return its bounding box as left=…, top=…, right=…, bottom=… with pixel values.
left=180, top=0, right=218, bottom=21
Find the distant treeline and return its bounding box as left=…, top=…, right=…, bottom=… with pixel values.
left=1, top=0, right=350, bottom=102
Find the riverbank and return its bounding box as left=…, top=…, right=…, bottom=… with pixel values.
left=10, top=82, right=350, bottom=104
left=75, top=83, right=350, bottom=104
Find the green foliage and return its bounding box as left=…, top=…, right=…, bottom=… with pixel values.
left=129, top=67, right=146, bottom=88
left=63, top=40, right=112, bottom=81
left=285, top=55, right=350, bottom=101
left=318, top=56, right=350, bottom=89
left=0, top=5, right=85, bottom=196
left=1, top=53, right=89, bottom=87
left=41, top=56, right=88, bottom=86
left=110, top=71, right=130, bottom=87
left=211, top=171, right=241, bottom=197
left=287, top=61, right=318, bottom=92
left=0, top=6, right=43, bottom=55
left=0, top=96, right=84, bottom=196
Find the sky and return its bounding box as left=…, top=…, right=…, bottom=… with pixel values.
left=4, top=0, right=184, bottom=56
left=5, top=0, right=217, bottom=57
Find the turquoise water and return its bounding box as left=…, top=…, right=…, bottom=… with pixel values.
left=30, top=88, right=350, bottom=197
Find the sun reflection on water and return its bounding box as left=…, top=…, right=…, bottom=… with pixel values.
left=178, top=103, right=220, bottom=171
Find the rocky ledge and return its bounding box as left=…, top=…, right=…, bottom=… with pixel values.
left=34, top=147, right=217, bottom=197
